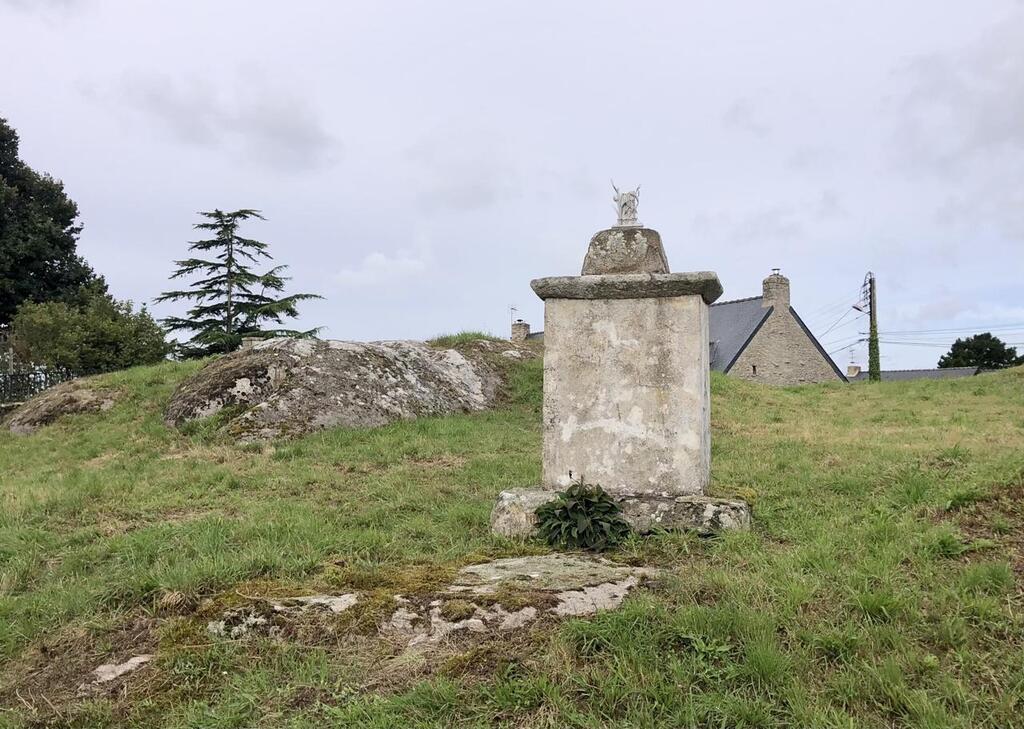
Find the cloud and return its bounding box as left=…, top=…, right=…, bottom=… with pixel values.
left=890, top=12, right=1024, bottom=174
left=888, top=12, right=1024, bottom=244
left=1, top=0, right=81, bottom=8
left=786, top=145, right=836, bottom=172
left=117, top=73, right=338, bottom=172
left=334, top=250, right=429, bottom=287
left=404, top=132, right=523, bottom=213
left=721, top=98, right=770, bottom=137
left=814, top=190, right=845, bottom=220
left=692, top=205, right=804, bottom=248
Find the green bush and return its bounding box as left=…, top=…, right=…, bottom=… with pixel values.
left=12, top=283, right=169, bottom=373
left=535, top=479, right=630, bottom=552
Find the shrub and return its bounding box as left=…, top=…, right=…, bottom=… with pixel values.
left=12, top=283, right=169, bottom=373
left=535, top=478, right=630, bottom=552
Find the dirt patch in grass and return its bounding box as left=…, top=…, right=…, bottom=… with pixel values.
left=406, top=455, right=468, bottom=470
left=949, top=480, right=1024, bottom=577
left=0, top=615, right=157, bottom=720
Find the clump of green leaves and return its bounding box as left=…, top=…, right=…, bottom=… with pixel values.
left=536, top=478, right=630, bottom=552
left=13, top=282, right=169, bottom=373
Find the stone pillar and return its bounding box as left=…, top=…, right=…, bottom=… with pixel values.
left=510, top=319, right=530, bottom=342
left=490, top=221, right=751, bottom=537
left=533, top=273, right=719, bottom=495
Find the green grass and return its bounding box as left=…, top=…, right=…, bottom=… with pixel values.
left=427, top=331, right=505, bottom=347
left=1, top=360, right=1023, bottom=728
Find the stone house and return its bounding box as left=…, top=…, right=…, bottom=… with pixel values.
left=513, top=269, right=846, bottom=386
left=709, top=270, right=846, bottom=385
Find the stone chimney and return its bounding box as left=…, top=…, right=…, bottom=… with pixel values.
left=762, top=268, right=790, bottom=308
left=511, top=319, right=530, bottom=342
left=847, top=364, right=862, bottom=378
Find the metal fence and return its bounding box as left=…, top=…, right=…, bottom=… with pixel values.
left=0, top=368, right=78, bottom=405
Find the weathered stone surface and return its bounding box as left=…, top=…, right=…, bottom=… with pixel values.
left=78, top=654, right=154, bottom=696
left=165, top=337, right=537, bottom=441
left=5, top=378, right=118, bottom=436
left=617, top=493, right=752, bottom=533
left=531, top=272, right=723, bottom=305
left=387, top=555, right=654, bottom=647
left=451, top=555, right=644, bottom=593
left=581, top=227, right=670, bottom=275
left=208, top=592, right=359, bottom=639
left=541, top=296, right=711, bottom=495
left=489, top=489, right=554, bottom=537
left=729, top=272, right=846, bottom=386
left=92, top=655, right=153, bottom=684
left=489, top=488, right=751, bottom=538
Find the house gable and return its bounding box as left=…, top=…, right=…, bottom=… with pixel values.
left=709, top=297, right=773, bottom=372
left=730, top=305, right=847, bottom=385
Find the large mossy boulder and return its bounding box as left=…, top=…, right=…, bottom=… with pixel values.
left=164, top=337, right=537, bottom=441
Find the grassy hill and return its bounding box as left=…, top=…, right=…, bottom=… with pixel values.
left=1, top=357, right=1022, bottom=728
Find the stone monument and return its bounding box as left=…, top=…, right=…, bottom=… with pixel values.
left=490, top=186, right=751, bottom=537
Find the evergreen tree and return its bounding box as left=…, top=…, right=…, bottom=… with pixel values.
left=156, top=209, right=320, bottom=358
left=938, top=332, right=1023, bottom=370
left=0, top=117, right=104, bottom=324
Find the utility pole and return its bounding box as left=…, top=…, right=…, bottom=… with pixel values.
left=867, top=272, right=880, bottom=382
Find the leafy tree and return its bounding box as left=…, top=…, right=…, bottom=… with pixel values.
left=938, top=332, right=1023, bottom=370
left=12, top=283, right=169, bottom=373
left=155, top=209, right=320, bottom=358
left=0, top=117, right=104, bottom=324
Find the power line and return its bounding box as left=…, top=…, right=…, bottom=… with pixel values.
left=805, top=297, right=865, bottom=326
left=827, top=338, right=866, bottom=356
left=819, top=309, right=865, bottom=339
left=804, top=288, right=864, bottom=316
left=874, top=323, right=1024, bottom=335
left=878, top=339, right=1024, bottom=347
left=822, top=334, right=866, bottom=348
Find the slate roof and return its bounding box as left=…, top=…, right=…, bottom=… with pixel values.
left=708, top=296, right=772, bottom=372
left=849, top=367, right=980, bottom=382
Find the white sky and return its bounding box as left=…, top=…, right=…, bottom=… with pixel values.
left=3, top=0, right=1023, bottom=369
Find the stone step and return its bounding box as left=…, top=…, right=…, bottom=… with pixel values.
left=490, top=487, right=751, bottom=539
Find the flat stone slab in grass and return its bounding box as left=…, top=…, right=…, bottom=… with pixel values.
left=208, top=593, right=359, bottom=639
left=202, top=558, right=652, bottom=650
left=451, top=555, right=642, bottom=594
left=387, top=555, right=655, bottom=647
left=490, top=488, right=752, bottom=538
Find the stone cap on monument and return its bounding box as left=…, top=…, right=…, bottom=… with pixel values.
left=534, top=182, right=723, bottom=304
left=532, top=272, right=723, bottom=304
left=581, top=227, right=670, bottom=275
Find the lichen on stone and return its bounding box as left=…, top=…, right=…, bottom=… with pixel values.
left=164, top=337, right=538, bottom=441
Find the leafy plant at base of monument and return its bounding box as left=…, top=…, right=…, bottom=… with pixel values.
left=535, top=478, right=630, bottom=552
left=155, top=209, right=321, bottom=358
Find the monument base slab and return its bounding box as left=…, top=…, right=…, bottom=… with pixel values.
left=490, top=488, right=751, bottom=539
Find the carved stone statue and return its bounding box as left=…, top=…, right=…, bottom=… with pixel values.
left=612, top=181, right=641, bottom=227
